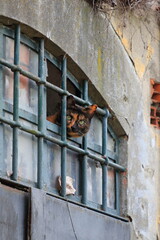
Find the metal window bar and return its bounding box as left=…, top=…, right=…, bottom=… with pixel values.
left=0, top=113, right=125, bottom=170
left=0, top=24, right=126, bottom=216
left=0, top=59, right=107, bottom=115
left=102, top=109, right=109, bottom=211
left=0, top=29, right=4, bottom=172
left=61, top=55, right=67, bottom=197
left=37, top=39, right=45, bottom=189
left=81, top=79, right=89, bottom=205
left=115, top=140, right=120, bottom=214
left=12, top=25, right=20, bottom=181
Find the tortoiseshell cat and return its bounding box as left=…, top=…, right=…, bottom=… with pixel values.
left=47, top=95, right=97, bottom=137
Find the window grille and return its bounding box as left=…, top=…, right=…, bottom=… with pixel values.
left=0, top=24, right=126, bottom=219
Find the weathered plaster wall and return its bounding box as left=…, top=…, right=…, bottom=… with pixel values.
left=0, top=0, right=160, bottom=239
left=110, top=11, right=160, bottom=240
left=111, top=13, right=159, bottom=81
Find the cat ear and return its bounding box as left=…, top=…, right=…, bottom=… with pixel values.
left=67, top=95, right=76, bottom=106
left=85, top=104, right=97, bottom=118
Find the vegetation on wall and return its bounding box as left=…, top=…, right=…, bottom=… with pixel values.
left=86, top=1, right=160, bottom=82
left=89, top=0, right=160, bottom=11
left=87, top=0, right=160, bottom=22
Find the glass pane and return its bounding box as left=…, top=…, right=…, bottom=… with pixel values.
left=87, top=157, right=102, bottom=204
left=88, top=115, right=102, bottom=149
left=45, top=131, right=61, bottom=191
left=67, top=142, right=80, bottom=196
left=19, top=43, right=38, bottom=114
left=20, top=42, right=38, bottom=76
left=4, top=37, right=38, bottom=115
left=107, top=131, right=116, bottom=152
left=3, top=66, right=14, bottom=105
left=5, top=36, right=14, bottom=63
left=3, top=37, right=14, bottom=104
left=18, top=119, right=37, bottom=183
left=107, top=166, right=116, bottom=209
left=19, top=76, right=38, bottom=114
left=2, top=113, right=13, bottom=177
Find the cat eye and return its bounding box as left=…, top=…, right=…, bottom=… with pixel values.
left=66, top=115, right=72, bottom=121
left=78, top=120, right=85, bottom=125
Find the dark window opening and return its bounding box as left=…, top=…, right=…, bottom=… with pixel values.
left=47, top=60, right=62, bottom=117
left=46, top=59, right=81, bottom=119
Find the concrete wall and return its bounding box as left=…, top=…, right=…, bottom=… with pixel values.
left=0, top=0, right=160, bottom=239
left=110, top=10, right=160, bottom=240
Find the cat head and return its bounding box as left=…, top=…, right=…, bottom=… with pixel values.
left=66, top=95, right=97, bottom=137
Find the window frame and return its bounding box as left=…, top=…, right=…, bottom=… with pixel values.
left=0, top=24, right=126, bottom=219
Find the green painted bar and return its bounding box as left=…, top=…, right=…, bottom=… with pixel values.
left=0, top=115, right=125, bottom=173
left=0, top=35, right=3, bottom=116
left=0, top=31, right=4, bottom=172
left=102, top=110, right=108, bottom=211
left=87, top=151, right=105, bottom=163
left=115, top=171, right=120, bottom=214
left=12, top=25, right=20, bottom=181
left=46, top=81, right=65, bottom=94
left=81, top=79, right=88, bottom=205
left=61, top=55, right=67, bottom=197
left=115, top=139, right=120, bottom=214
left=38, top=39, right=45, bottom=132
left=82, top=138, right=87, bottom=205
left=108, top=161, right=125, bottom=172
left=61, top=146, right=67, bottom=197
left=0, top=36, right=3, bottom=115
left=37, top=39, right=45, bottom=189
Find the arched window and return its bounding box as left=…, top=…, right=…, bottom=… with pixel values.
left=0, top=24, right=125, bottom=217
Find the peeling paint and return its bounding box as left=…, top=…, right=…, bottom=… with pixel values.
left=115, top=26, right=123, bottom=38
left=134, top=58, right=146, bottom=79
left=156, top=215, right=160, bottom=239
left=157, top=216, right=160, bottom=225
left=155, top=133, right=160, bottom=148
left=121, top=37, right=130, bottom=52
left=147, top=43, right=154, bottom=60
